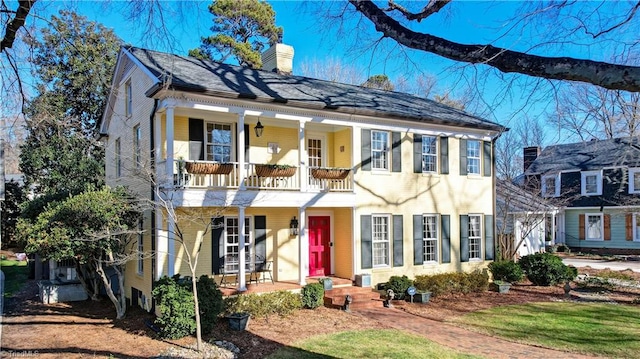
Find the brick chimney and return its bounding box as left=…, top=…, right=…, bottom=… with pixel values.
left=523, top=146, right=540, bottom=172
left=261, top=43, right=294, bottom=75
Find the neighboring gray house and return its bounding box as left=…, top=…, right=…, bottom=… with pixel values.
left=524, top=138, right=640, bottom=254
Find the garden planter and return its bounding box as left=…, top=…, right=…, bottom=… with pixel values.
left=185, top=162, right=233, bottom=175
left=228, top=312, right=250, bottom=331
left=311, top=168, right=351, bottom=180
left=492, top=282, right=512, bottom=293
left=407, top=291, right=431, bottom=303
left=255, top=164, right=296, bottom=177
left=320, top=278, right=333, bottom=291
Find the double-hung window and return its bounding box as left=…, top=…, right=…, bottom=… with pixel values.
left=542, top=174, right=559, bottom=197
left=422, top=215, right=438, bottom=262
left=372, top=215, right=390, bottom=267
left=468, top=215, right=482, bottom=260
left=586, top=213, right=603, bottom=241
left=133, top=125, right=142, bottom=168
left=225, top=217, right=252, bottom=272
left=467, top=140, right=481, bottom=175
left=633, top=213, right=640, bottom=242
left=124, top=80, right=132, bottom=117
left=371, top=130, right=390, bottom=171
left=629, top=168, right=640, bottom=194
left=115, top=138, right=121, bottom=177
left=581, top=171, right=602, bottom=196
left=206, top=123, right=232, bottom=162
left=422, top=135, right=438, bottom=173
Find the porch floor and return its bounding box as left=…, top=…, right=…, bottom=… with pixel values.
left=218, top=275, right=352, bottom=297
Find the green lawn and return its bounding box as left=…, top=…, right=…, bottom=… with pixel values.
left=267, top=329, right=483, bottom=359
left=1, top=260, right=29, bottom=297
left=455, top=302, right=640, bottom=358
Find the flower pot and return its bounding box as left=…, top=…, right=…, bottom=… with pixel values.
left=311, top=168, right=351, bottom=180
left=228, top=312, right=250, bottom=331
left=320, top=278, right=333, bottom=291
left=185, top=162, right=234, bottom=175
left=255, top=164, right=296, bottom=177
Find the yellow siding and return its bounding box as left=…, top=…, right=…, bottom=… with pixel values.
left=333, top=129, right=352, bottom=168
left=249, top=126, right=299, bottom=165
left=333, top=207, right=353, bottom=279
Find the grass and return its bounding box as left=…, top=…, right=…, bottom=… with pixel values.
left=455, top=302, right=640, bottom=358
left=267, top=329, right=483, bottom=359
left=1, top=259, right=29, bottom=297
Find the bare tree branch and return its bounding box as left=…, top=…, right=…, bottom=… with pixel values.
left=349, top=0, right=640, bottom=92
left=385, top=0, right=450, bottom=22
left=1, top=0, right=35, bottom=51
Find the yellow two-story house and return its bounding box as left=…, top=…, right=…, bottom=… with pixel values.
left=100, top=45, right=506, bottom=309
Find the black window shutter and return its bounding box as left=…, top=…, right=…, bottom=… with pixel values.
left=413, top=215, right=423, bottom=265
left=211, top=217, right=224, bottom=274
left=440, top=137, right=449, bottom=174
left=361, top=129, right=371, bottom=171
left=254, top=216, right=267, bottom=261
left=484, top=215, right=494, bottom=260
left=459, top=139, right=467, bottom=175
left=460, top=215, right=469, bottom=262
left=244, top=124, right=250, bottom=161
left=361, top=215, right=372, bottom=269
left=413, top=134, right=422, bottom=173
left=392, top=132, right=402, bottom=172
left=188, top=118, right=204, bottom=161
left=483, top=141, right=492, bottom=177
left=393, top=215, right=403, bottom=267
left=441, top=215, right=451, bottom=263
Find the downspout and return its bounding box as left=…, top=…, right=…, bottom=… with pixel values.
left=149, top=98, right=159, bottom=312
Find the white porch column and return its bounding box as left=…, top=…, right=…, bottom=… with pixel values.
left=155, top=210, right=167, bottom=280
left=167, top=215, right=175, bottom=277
left=298, top=208, right=307, bottom=286
left=164, top=105, right=175, bottom=186
left=298, top=121, right=307, bottom=192
left=238, top=206, right=247, bottom=291
left=238, top=113, right=246, bottom=190
left=154, top=113, right=162, bottom=180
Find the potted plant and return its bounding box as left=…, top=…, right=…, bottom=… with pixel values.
left=255, top=164, right=297, bottom=177
left=310, top=167, right=351, bottom=180
left=185, top=161, right=234, bottom=175
left=227, top=312, right=250, bottom=331
left=319, top=277, right=333, bottom=290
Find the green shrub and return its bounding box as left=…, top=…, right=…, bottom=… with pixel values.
left=384, top=275, right=414, bottom=300
left=301, top=283, right=324, bottom=309
left=196, top=275, right=224, bottom=334
left=152, top=275, right=196, bottom=339
left=488, top=261, right=524, bottom=283
left=414, top=269, right=489, bottom=297
left=224, top=290, right=302, bottom=318
left=519, top=253, right=577, bottom=286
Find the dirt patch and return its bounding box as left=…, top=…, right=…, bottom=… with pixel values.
left=2, top=266, right=640, bottom=358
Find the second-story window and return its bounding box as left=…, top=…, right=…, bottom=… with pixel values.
left=542, top=174, right=559, bottom=197
left=371, top=130, right=389, bottom=170
left=422, top=135, right=438, bottom=173
left=372, top=215, right=390, bottom=267
left=629, top=168, right=640, bottom=194
left=125, top=80, right=132, bottom=117
left=206, top=123, right=232, bottom=162
left=467, top=140, right=481, bottom=175
left=115, top=138, right=121, bottom=178
left=133, top=125, right=141, bottom=168
left=581, top=171, right=602, bottom=196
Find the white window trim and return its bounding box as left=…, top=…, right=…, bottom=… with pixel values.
left=422, top=135, right=438, bottom=173
left=585, top=213, right=604, bottom=241
left=224, top=216, right=254, bottom=266
left=422, top=214, right=439, bottom=263
left=467, top=140, right=481, bottom=175
left=371, top=130, right=390, bottom=172
left=629, top=168, right=640, bottom=194
left=633, top=213, right=640, bottom=242
left=125, top=79, right=132, bottom=117
left=542, top=173, right=560, bottom=197
left=307, top=133, right=327, bottom=168
left=468, top=214, right=483, bottom=261
left=372, top=214, right=391, bottom=268
left=581, top=170, right=602, bottom=196
left=205, top=121, right=235, bottom=162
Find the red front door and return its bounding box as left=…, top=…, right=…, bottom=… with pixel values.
left=308, top=216, right=331, bottom=276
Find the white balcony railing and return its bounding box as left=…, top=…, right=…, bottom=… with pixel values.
left=172, top=160, right=352, bottom=192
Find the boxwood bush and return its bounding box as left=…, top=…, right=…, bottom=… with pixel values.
left=301, top=283, right=325, bottom=309
left=518, top=253, right=577, bottom=286
left=224, top=290, right=302, bottom=318
left=488, top=260, right=524, bottom=283
left=384, top=275, right=414, bottom=300
left=414, top=269, right=489, bottom=297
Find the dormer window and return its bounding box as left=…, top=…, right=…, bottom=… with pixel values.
left=581, top=171, right=602, bottom=196
left=629, top=168, right=640, bottom=194
left=542, top=174, right=560, bottom=197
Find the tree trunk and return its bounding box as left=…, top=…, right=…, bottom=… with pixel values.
left=75, top=260, right=99, bottom=300
left=192, top=274, right=202, bottom=352
left=95, top=257, right=127, bottom=320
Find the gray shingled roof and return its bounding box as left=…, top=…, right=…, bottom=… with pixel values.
left=525, top=137, right=640, bottom=175
left=127, top=47, right=505, bottom=132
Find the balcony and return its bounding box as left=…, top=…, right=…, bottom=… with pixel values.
left=173, top=160, right=353, bottom=192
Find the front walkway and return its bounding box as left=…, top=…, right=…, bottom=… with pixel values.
left=355, top=307, right=600, bottom=359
